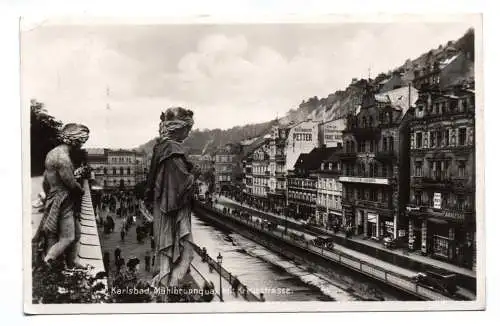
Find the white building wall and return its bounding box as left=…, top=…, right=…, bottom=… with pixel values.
left=285, top=120, right=320, bottom=171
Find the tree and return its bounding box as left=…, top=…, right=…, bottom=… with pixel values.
left=30, top=99, right=63, bottom=176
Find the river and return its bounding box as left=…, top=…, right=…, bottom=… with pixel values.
left=191, top=213, right=405, bottom=302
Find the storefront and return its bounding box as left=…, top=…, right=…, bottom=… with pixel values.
left=367, top=213, right=378, bottom=238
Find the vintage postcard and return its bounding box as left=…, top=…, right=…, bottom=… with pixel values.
left=22, top=14, right=485, bottom=314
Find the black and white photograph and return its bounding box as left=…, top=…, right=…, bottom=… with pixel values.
left=21, top=14, right=484, bottom=314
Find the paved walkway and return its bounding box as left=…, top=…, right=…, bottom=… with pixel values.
left=98, top=206, right=154, bottom=285
left=190, top=250, right=250, bottom=302
left=217, top=196, right=476, bottom=278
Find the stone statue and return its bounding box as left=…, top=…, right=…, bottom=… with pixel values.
left=33, top=123, right=90, bottom=269
left=144, top=107, right=197, bottom=289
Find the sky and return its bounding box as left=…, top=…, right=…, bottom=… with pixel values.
left=21, top=20, right=474, bottom=148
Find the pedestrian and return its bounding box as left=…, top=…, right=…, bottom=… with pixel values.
left=145, top=251, right=151, bottom=272
left=120, top=227, right=125, bottom=242
left=150, top=235, right=155, bottom=251
left=103, top=251, right=110, bottom=275
left=114, top=246, right=122, bottom=269
left=136, top=225, right=141, bottom=243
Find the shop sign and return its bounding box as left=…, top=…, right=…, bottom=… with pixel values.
left=367, top=213, right=378, bottom=222
left=433, top=192, right=442, bottom=209
left=398, top=229, right=406, bottom=237
left=339, top=176, right=390, bottom=185
left=385, top=221, right=394, bottom=226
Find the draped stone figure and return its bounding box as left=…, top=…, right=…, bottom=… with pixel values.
left=144, top=107, right=196, bottom=289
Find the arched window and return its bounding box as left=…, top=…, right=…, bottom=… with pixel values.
left=362, top=117, right=367, bottom=128
left=127, top=167, right=131, bottom=175
left=103, top=167, right=107, bottom=175
left=113, top=167, right=116, bottom=175
left=120, top=167, right=124, bottom=175
left=389, top=137, right=394, bottom=151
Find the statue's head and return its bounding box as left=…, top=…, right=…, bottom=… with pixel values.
left=59, top=123, right=90, bottom=148
left=158, top=107, right=194, bottom=142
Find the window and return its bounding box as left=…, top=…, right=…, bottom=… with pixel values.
left=459, top=128, right=467, bottom=146
left=415, top=191, right=422, bottom=205
left=415, top=161, right=422, bottom=177
left=436, top=131, right=442, bottom=147
left=457, top=196, right=465, bottom=210
left=369, top=116, right=374, bottom=127
left=113, top=168, right=116, bottom=175
left=430, top=131, right=435, bottom=148
left=458, top=161, right=466, bottom=178
left=383, top=138, right=388, bottom=151
left=416, top=132, right=422, bottom=148
left=370, top=189, right=377, bottom=201
left=416, top=105, right=424, bottom=118
left=444, top=129, right=450, bottom=147
left=389, top=137, right=394, bottom=151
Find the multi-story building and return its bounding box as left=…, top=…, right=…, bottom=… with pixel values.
left=406, top=81, right=475, bottom=269
left=339, top=84, right=417, bottom=241
left=214, top=143, right=242, bottom=193
left=249, top=138, right=271, bottom=210
left=190, top=154, right=215, bottom=174
left=87, top=148, right=145, bottom=190
left=314, top=147, right=343, bottom=229
left=287, top=147, right=336, bottom=222
left=87, top=148, right=107, bottom=190
left=267, top=125, right=290, bottom=213
left=318, top=118, right=345, bottom=148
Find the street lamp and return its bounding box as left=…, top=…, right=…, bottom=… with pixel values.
left=217, top=252, right=223, bottom=302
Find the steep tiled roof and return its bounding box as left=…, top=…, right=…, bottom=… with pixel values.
left=293, top=147, right=338, bottom=171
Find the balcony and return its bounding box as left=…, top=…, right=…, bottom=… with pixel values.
left=275, top=171, right=286, bottom=179
left=339, top=176, right=391, bottom=185
left=275, top=189, right=286, bottom=197
left=351, top=127, right=381, bottom=141
left=355, top=199, right=391, bottom=209
left=275, top=154, right=286, bottom=162
left=338, top=151, right=358, bottom=160
left=375, top=150, right=396, bottom=162
left=411, top=176, right=453, bottom=189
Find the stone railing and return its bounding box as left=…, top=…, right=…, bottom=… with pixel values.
left=76, top=180, right=107, bottom=279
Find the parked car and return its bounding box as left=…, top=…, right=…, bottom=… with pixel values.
left=413, top=270, right=458, bottom=295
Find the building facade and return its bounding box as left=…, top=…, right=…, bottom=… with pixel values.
left=339, top=85, right=415, bottom=241
left=214, top=144, right=242, bottom=193
left=87, top=148, right=145, bottom=190
left=267, top=125, right=290, bottom=213
left=318, top=118, right=346, bottom=148
left=249, top=139, right=271, bottom=210
left=190, top=154, right=215, bottom=174
left=406, top=81, right=475, bottom=269
left=285, top=119, right=320, bottom=171
left=314, top=149, right=343, bottom=229
left=287, top=147, right=335, bottom=222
